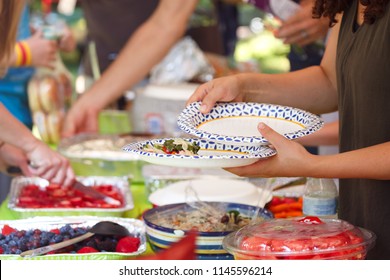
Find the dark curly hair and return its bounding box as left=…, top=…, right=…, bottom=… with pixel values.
left=313, top=0, right=390, bottom=26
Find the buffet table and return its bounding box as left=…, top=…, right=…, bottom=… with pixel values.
left=0, top=182, right=155, bottom=258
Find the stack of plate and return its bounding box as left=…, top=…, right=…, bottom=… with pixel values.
left=123, top=102, right=324, bottom=169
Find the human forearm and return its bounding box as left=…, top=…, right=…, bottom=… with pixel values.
left=308, top=142, right=390, bottom=180
left=79, top=0, right=197, bottom=111
left=297, top=120, right=339, bottom=146
left=236, top=66, right=337, bottom=114
left=0, top=104, right=40, bottom=153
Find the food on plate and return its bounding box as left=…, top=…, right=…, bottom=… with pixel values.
left=16, top=183, right=124, bottom=208
left=0, top=224, right=140, bottom=255
left=150, top=208, right=257, bottom=232
left=143, top=138, right=200, bottom=155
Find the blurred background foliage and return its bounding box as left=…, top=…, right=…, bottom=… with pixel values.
left=30, top=0, right=290, bottom=75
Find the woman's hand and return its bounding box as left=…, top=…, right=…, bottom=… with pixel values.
left=0, top=143, right=32, bottom=176
left=61, top=97, right=100, bottom=138
left=25, top=31, right=57, bottom=69
left=225, top=122, right=316, bottom=178
left=58, top=26, right=76, bottom=53
left=274, top=0, right=329, bottom=47
left=186, top=75, right=245, bottom=114
left=25, top=140, right=75, bottom=186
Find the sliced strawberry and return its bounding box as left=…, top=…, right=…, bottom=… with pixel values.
left=46, top=184, right=61, bottom=191
left=116, top=236, right=140, bottom=253
left=77, top=246, right=99, bottom=254
left=59, top=200, right=72, bottom=207
left=69, top=197, right=83, bottom=206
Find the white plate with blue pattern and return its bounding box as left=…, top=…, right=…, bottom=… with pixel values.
left=122, top=138, right=276, bottom=168
left=177, top=102, right=324, bottom=146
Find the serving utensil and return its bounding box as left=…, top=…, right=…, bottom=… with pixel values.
left=184, top=181, right=224, bottom=217
left=272, top=177, right=306, bottom=192
left=72, top=180, right=121, bottom=206
left=251, top=178, right=276, bottom=223
left=20, top=221, right=130, bottom=257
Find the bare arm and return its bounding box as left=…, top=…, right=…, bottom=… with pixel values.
left=297, top=120, right=339, bottom=146
left=187, top=15, right=340, bottom=115
left=0, top=103, right=74, bottom=185
left=227, top=122, right=390, bottom=180
left=82, top=0, right=197, bottom=109
left=62, top=0, right=198, bottom=137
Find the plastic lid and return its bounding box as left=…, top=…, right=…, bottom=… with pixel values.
left=223, top=216, right=376, bottom=260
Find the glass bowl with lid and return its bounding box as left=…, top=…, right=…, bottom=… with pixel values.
left=222, top=216, right=376, bottom=260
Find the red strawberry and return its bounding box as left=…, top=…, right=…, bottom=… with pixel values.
left=77, top=246, right=99, bottom=254
left=116, top=236, right=140, bottom=253
left=2, top=224, right=17, bottom=235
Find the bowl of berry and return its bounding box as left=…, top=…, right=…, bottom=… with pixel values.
left=222, top=216, right=376, bottom=260
left=0, top=216, right=146, bottom=260
left=8, top=176, right=133, bottom=218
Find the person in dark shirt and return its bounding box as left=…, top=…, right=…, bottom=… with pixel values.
left=187, top=0, right=390, bottom=259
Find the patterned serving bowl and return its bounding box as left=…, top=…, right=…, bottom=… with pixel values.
left=142, top=202, right=273, bottom=260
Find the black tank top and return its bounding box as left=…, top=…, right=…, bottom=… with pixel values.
left=336, top=0, right=390, bottom=259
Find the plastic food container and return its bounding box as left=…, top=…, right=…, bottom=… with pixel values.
left=0, top=216, right=146, bottom=260
left=143, top=202, right=273, bottom=260
left=8, top=176, right=134, bottom=218
left=223, top=216, right=376, bottom=260
left=58, top=133, right=152, bottom=183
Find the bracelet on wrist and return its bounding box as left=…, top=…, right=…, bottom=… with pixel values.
left=14, top=41, right=32, bottom=67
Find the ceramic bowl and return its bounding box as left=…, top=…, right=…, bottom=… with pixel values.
left=142, top=202, right=273, bottom=260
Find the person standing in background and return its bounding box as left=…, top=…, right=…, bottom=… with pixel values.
left=0, top=1, right=75, bottom=202
left=61, top=0, right=199, bottom=137
left=187, top=0, right=390, bottom=259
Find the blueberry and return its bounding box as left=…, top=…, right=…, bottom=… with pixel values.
left=60, top=225, right=72, bottom=234
left=53, top=235, right=64, bottom=243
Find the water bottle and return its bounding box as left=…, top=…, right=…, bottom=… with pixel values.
left=302, top=178, right=338, bottom=219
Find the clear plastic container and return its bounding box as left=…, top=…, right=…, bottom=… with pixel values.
left=303, top=178, right=338, bottom=218
left=223, top=216, right=376, bottom=260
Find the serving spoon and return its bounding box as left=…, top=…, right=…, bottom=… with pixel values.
left=20, top=221, right=130, bottom=257
left=250, top=177, right=276, bottom=224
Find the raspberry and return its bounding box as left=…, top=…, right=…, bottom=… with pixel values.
left=115, top=236, right=140, bottom=253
